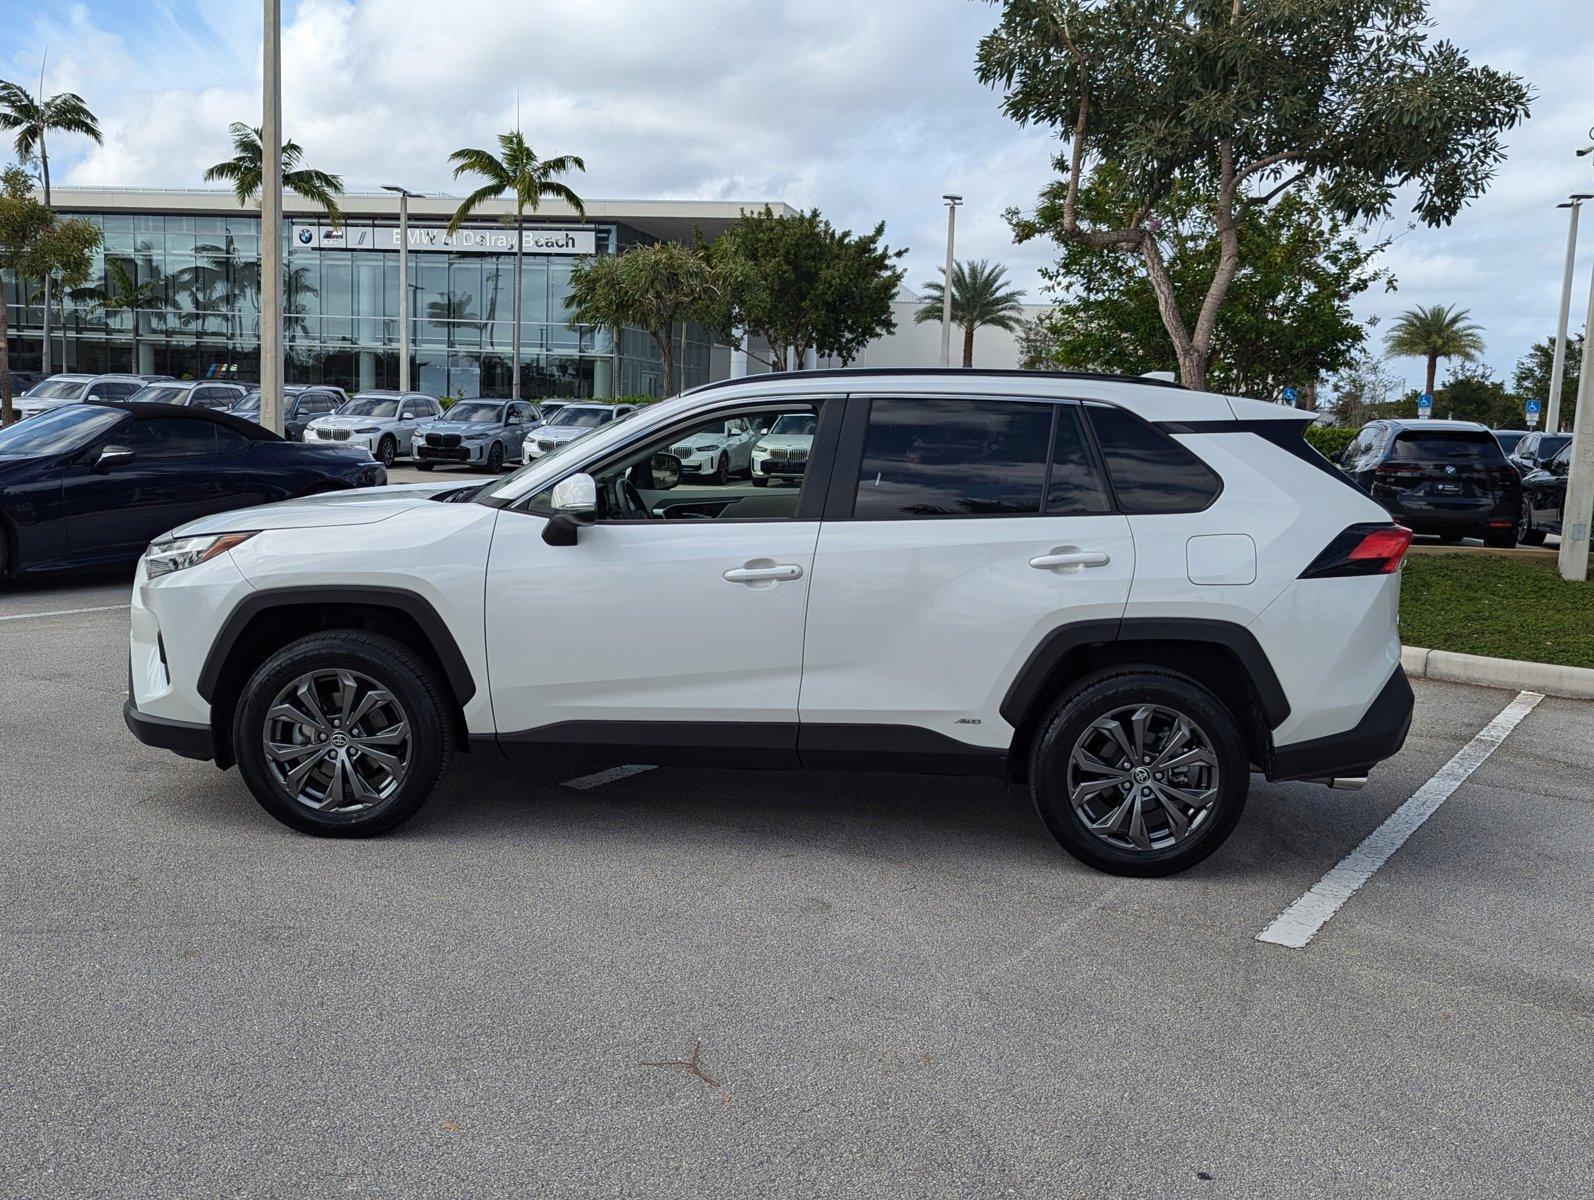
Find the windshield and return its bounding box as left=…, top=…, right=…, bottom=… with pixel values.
left=549, top=407, right=610, bottom=429
left=232, top=390, right=262, bottom=414
left=1390, top=431, right=1503, bottom=463
left=769, top=413, right=817, bottom=437
left=341, top=397, right=400, bottom=418
left=127, top=384, right=193, bottom=405
left=0, top=405, right=125, bottom=455
left=444, top=401, right=503, bottom=424
left=1493, top=431, right=1525, bottom=454
left=25, top=378, right=89, bottom=401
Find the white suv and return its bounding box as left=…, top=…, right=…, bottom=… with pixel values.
left=304, top=390, right=442, bottom=465
left=125, top=370, right=1415, bottom=876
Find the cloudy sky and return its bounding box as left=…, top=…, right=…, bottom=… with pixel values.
left=3, top=0, right=1592, bottom=388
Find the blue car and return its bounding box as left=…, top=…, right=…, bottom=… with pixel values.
left=0, top=401, right=386, bottom=577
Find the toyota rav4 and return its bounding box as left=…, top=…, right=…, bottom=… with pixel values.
left=124, top=370, right=1415, bottom=876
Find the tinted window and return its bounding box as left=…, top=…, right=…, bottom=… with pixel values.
left=0, top=405, right=125, bottom=454
left=1389, top=431, right=1504, bottom=463
left=1538, top=435, right=1571, bottom=462
left=92, top=382, right=142, bottom=400
left=1047, top=406, right=1111, bottom=514
left=1494, top=431, right=1525, bottom=454
left=854, top=399, right=1052, bottom=518
left=128, top=384, right=193, bottom=405
left=116, top=418, right=219, bottom=456
left=1086, top=404, right=1221, bottom=513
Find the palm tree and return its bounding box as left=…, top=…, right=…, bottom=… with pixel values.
left=1383, top=304, right=1485, bottom=397
left=0, top=69, right=104, bottom=373
left=447, top=131, right=585, bottom=400
left=913, top=260, right=1027, bottom=368
left=203, top=122, right=345, bottom=227
left=82, top=259, right=163, bottom=371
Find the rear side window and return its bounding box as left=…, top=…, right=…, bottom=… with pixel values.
left=854, top=398, right=1053, bottom=517
left=1086, top=404, right=1221, bottom=513
left=1389, top=431, right=1504, bottom=463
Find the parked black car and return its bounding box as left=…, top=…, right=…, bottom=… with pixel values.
left=1519, top=440, right=1574, bottom=546
left=229, top=385, right=349, bottom=441
left=1492, top=429, right=1528, bottom=458
left=1340, top=418, right=1521, bottom=547
left=0, top=401, right=386, bottom=577
left=1506, top=430, right=1571, bottom=476
left=4, top=370, right=51, bottom=398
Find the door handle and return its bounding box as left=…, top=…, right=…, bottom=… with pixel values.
left=1029, top=550, right=1110, bottom=571
left=724, top=563, right=803, bottom=584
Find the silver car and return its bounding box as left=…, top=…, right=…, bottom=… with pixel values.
left=124, top=380, right=248, bottom=410
left=525, top=402, right=639, bottom=460
left=414, top=400, right=545, bottom=472
left=304, top=390, right=443, bottom=466
left=14, top=373, right=170, bottom=419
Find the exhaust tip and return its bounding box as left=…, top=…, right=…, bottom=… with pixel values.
left=1328, top=776, right=1369, bottom=791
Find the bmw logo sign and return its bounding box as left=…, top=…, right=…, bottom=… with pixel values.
left=1443, top=465, right=1457, bottom=476
left=297, top=228, right=314, bottom=244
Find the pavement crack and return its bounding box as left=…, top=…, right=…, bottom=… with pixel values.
left=639, top=1040, right=719, bottom=1088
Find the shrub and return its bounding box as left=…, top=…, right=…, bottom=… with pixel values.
left=1304, top=424, right=1356, bottom=460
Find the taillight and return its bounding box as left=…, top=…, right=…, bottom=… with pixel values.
left=1300, top=523, right=1414, bottom=579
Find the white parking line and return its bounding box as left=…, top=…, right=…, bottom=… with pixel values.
left=561, top=764, right=656, bottom=791
left=1258, top=689, right=1543, bottom=950
left=0, top=604, right=124, bottom=623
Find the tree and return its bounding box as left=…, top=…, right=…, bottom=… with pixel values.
left=1430, top=363, right=1517, bottom=426
left=566, top=242, right=718, bottom=398
left=913, top=259, right=1027, bottom=367
left=203, top=122, right=345, bottom=225
left=1019, top=170, right=1389, bottom=401
left=0, top=71, right=103, bottom=374
left=1326, top=351, right=1407, bottom=428
left=81, top=258, right=163, bottom=372
left=447, top=131, right=586, bottom=402
left=976, top=0, right=1532, bottom=389
left=0, top=165, right=99, bottom=420
left=708, top=206, right=905, bottom=369
left=1384, top=304, right=1485, bottom=397
left=1513, top=333, right=1582, bottom=432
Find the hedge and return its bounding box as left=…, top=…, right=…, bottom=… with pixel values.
left=1303, top=424, right=1356, bottom=460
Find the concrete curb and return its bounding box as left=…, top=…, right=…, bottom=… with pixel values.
left=1402, top=645, right=1594, bottom=700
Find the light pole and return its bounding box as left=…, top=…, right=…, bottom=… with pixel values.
left=259, top=0, right=284, bottom=436
left=939, top=194, right=962, bottom=368
left=382, top=185, right=422, bottom=392
left=1547, top=195, right=1593, bottom=434
left=1557, top=261, right=1594, bottom=580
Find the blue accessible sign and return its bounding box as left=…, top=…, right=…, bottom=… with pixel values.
left=1281, top=386, right=1298, bottom=407
left=1417, top=392, right=1433, bottom=413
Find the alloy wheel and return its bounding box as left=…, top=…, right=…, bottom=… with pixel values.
left=1066, top=704, right=1220, bottom=853
left=262, top=669, right=412, bottom=817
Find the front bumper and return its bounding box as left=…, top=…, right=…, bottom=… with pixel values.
left=124, top=697, right=214, bottom=761
left=1267, top=667, right=1414, bottom=782
left=417, top=441, right=490, bottom=464
left=753, top=457, right=807, bottom=478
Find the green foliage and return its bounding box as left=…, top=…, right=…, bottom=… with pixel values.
left=1422, top=364, right=1519, bottom=428
left=1512, top=333, right=1582, bottom=433
left=976, top=0, right=1531, bottom=387
left=913, top=259, right=1027, bottom=367
left=1401, top=554, right=1594, bottom=669
left=1019, top=171, right=1387, bottom=400
left=1303, top=424, right=1356, bottom=460
left=203, top=123, right=345, bottom=226
left=446, top=132, right=586, bottom=232
left=1325, top=351, right=1412, bottom=426
left=707, top=206, right=905, bottom=368
left=0, top=77, right=103, bottom=200
left=566, top=242, right=719, bottom=398
left=1384, top=304, right=1485, bottom=393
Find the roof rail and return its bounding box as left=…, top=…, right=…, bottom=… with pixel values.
left=682, top=367, right=1188, bottom=396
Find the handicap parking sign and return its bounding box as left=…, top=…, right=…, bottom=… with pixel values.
left=1281, top=386, right=1298, bottom=406
left=1417, top=392, right=1433, bottom=409
left=1526, top=399, right=1541, bottom=414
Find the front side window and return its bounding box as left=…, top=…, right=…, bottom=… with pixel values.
left=1086, top=404, right=1221, bottom=514
left=115, top=417, right=220, bottom=457
left=853, top=398, right=1052, bottom=518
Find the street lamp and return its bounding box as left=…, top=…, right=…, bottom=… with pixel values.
left=939, top=194, right=963, bottom=369
left=259, top=0, right=284, bottom=436
left=1547, top=194, right=1594, bottom=435
left=382, top=185, right=423, bottom=392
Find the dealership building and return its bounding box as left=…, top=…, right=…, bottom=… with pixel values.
left=3, top=188, right=797, bottom=400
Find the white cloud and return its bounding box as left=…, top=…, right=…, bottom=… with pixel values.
left=3, top=0, right=1590, bottom=379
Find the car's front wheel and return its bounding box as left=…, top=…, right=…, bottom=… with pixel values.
left=1518, top=496, right=1546, bottom=546
left=375, top=436, right=397, bottom=468
left=1028, top=668, right=1248, bottom=876
left=486, top=441, right=505, bottom=472
left=232, top=631, right=454, bottom=837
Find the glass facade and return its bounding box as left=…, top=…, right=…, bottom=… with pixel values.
left=3, top=209, right=715, bottom=400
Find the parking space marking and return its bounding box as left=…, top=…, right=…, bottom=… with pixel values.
left=561, top=765, right=656, bottom=791
left=1258, top=689, right=1543, bottom=950
left=0, top=604, right=124, bottom=623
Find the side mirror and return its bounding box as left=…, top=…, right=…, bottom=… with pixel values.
left=542, top=472, right=598, bottom=546
left=93, top=445, right=135, bottom=474
left=647, top=452, right=682, bottom=491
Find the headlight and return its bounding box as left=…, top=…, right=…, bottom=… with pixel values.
left=463, top=431, right=490, bottom=441
left=145, top=533, right=256, bottom=579
left=701, top=443, right=722, bottom=453
left=354, top=426, right=380, bottom=435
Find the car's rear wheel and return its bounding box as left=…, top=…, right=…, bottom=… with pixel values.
left=1029, top=668, right=1248, bottom=876
left=1518, top=496, right=1546, bottom=546
left=232, top=631, right=453, bottom=837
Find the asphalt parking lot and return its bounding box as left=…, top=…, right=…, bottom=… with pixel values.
left=2, top=568, right=1590, bottom=1199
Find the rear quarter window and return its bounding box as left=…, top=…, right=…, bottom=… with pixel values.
left=1086, top=404, right=1222, bottom=513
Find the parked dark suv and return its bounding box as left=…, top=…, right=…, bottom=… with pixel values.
left=1340, top=419, right=1521, bottom=547
left=1519, top=440, right=1573, bottom=546
left=1506, top=430, right=1571, bottom=476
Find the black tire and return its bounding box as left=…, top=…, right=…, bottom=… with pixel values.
left=1434, top=533, right=1464, bottom=544
left=486, top=441, right=505, bottom=472
left=415, top=462, right=436, bottom=472
left=751, top=476, right=769, bottom=487
left=232, top=631, right=454, bottom=838
left=1482, top=524, right=1518, bottom=549
left=1518, top=496, right=1546, bottom=546
left=710, top=453, right=728, bottom=485
left=1028, top=667, right=1249, bottom=877
left=375, top=436, right=397, bottom=468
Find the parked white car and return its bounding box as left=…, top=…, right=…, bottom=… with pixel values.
left=526, top=403, right=638, bottom=459
left=304, top=390, right=443, bottom=466
left=15, top=373, right=169, bottom=419
left=669, top=414, right=766, bottom=483
left=125, top=380, right=249, bottom=410
left=750, top=410, right=818, bottom=486
left=125, top=368, right=1414, bottom=876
